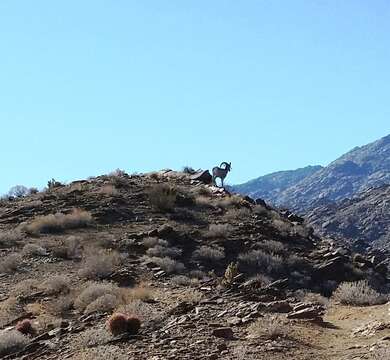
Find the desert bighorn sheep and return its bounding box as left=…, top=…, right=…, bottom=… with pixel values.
left=212, top=162, right=232, bottom=187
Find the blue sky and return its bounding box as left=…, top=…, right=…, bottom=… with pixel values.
left=1, top=1, right=389, bottom=193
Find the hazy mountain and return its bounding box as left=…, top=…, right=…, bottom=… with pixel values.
left=232, top=165, right=323, bottom=203
left=234, top=134, right=390, bottom=213
left=275, top=134, right=390, bottom=212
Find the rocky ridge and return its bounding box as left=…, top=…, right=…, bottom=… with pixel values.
left=0, top=170, right=388, bottom=359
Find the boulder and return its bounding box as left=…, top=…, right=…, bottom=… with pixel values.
left=190, top=170, right=212, bottom=184
left=212, top=327, right=234, bottom=339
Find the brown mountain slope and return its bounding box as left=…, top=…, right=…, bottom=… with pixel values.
left=0, top=171, right=388, bottom=359
left=306, top=184, right=390, bottom=252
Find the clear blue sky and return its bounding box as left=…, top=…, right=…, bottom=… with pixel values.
left=1, top=1, right=390, bottom=194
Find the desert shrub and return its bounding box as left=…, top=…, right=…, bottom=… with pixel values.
left=85, top=294, right=119, bottom=314
left=108, top=172, right=129, bottom=188
left=109, top=169, right=127, bottom=177
left=216, top=195, right=243, bottom=209
left=0, top=254, right=22, bottom=273
left=287, top=254, right=309, bottom=271
left=7, top=185, right=29, bottom=198
left=176, top=289, right=203, bottom=304
left=171, top=275, right=192, bottom=286
left=146, top=256, right=185, bottom=274
left=24, top=209, right=92, bottom=234
left=46, top=295, right=74, bottom=315
left=332, top=280, right=388, bottom=306
left=127, top=286, right=153, bottom=302
left=0, top=297, right=21, bottom=327
left=248, top=315, right=289, bottom=340
left=238, top=250, right=283, bottom=275
left=22, top=243, right=46, bottom=257
left=142, top=237, right=168, bottom=248
left=253, top=204, right=271, bottom=217
left=47, top=178, right=63, bottom=189
left=225, top=207, right=251, bottom=221
left=78, top=251, right=121, bottom=280
left=294, top=290, right=329, bottom=307
left=0, top=330, right=29, bottom=357
left=99, top=185, right=119, bottom=196
left=10, top=279, right=40, bottom=297
left=74, top=282, right=124, bottom=313
left=43, top=275, right=71, bottom=295
left=148, top=184, right=177, bottom=212
left=292, top=224, right=312, bottom=238
left=116, top=299, right=158, bottom=324
left=146, top=245, right=182, bottom=259
left=28, top=187, right=39, bottom=195
left=182, top=166, right=196, bottom=174
left=51, top=235, right=81, bottom=259
left=195, top=195, right=214, bottom=208
left=272, top=218, right=293, bottom=235
left=189, top=270, right=206, bottom=279
left=0, top=230, right=23, bottom=248
left=256, top=240, right=286, bottom=254
left=248, top=273, right=273, bottom=287
left=193, top=245, right=225, bottom=263
left=205, top=224, right=231, bottom=239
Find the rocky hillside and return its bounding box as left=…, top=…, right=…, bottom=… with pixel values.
left=231, top=166, right=322, bottom=203
left=0, top=170, right=388, bottom=359
left=234, top=134, right=390, bottom=214
left=306, top=184, right=390, bottom=252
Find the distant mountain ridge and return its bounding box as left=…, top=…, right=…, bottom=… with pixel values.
left=306, top=184, right=390, bottom=252
left=232, top=165, right=323, bottom=203
left=234, top=134, right=390, bottom=213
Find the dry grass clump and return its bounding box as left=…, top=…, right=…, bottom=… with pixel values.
left=225, top=207, right=251, bottom=221
left=253, top=205, right=271, bottom=217
left=0, top=297, right=22, bottom=327
left=22, top=243, right=47, bottom=257
left=74, top=282, right=124, bottom=314
left=216, top=195, right=243, bottom=209
left=256, top=240, right=286, bottom=254
left=0, top=230, right=23, bottom=248
left=193, top=245, right=225, bottom=262
left=332, top=280, right=388, bottom=306
left=10, top=279, right=41, bottom=297
left=99, top=185, right=119, bottom=196
left=238, top=250, right=283, bottom=275
left=294, top=290, right=329, bottom=307
left=0, top=330, right=29, bottom=357
left=148, top=184, right=177, bottom=212
left=195, top=195, right=214, bottom=208
left=24, top=209, right=93, bottom=235
left=272, top=218, right=293, bottom=236
left=43, top=275, right=71, bottom=295
left=142, top=237, right=168, bottom=248
left=51, top=235, right=81, bottom=259
left=171, top=275, right=198, bottom=286
left=46, top=295, right=74, bottom=316
left=146, top=245, right=182, bottom=259
left=0, top=254, right=22, bottom=273
left=205, top=224, right=231, bottom=239
left=248, top=315, right=289, bottom=340
left=146, top=256, right=185, bottom=274
left=78, top=251, right=122, bottom=280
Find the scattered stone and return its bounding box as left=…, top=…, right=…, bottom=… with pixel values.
left=212, top=327, right=234, bottom=340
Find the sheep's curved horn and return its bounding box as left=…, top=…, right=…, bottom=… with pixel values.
left=220, top=162, right=228, bottom=168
